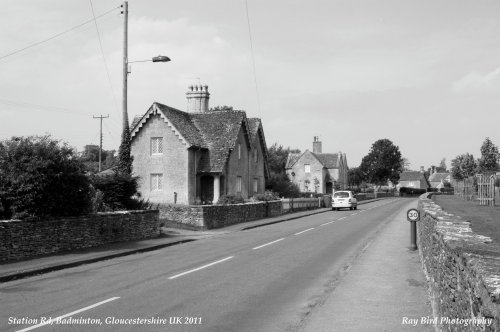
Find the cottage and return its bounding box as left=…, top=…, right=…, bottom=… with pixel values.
left=397, top=167, right=430, bottom=190
left=428, top=170, right=451, bottom=189
left=130, top=85, right=269, bottom=205
left=285, top=137, right=348, bottom=194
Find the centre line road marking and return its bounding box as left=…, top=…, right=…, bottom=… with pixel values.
left=16, top=297, right=120, bottom=332
left=351, top=213, right=358, bottom=216
left=338, top=217, right=347, bottom=220
left=252, top=238, right=285, bottom=250
left=359, top=210, right=366, bottom=213
left=320, top=221, right=335, bottom=226
left=294, top=228, right=315, bottom=235
left=168, top=256, right=234, bottom=280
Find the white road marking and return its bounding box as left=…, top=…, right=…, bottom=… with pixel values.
left=351, top=213, right=358, bottom=216
left=294, top=228, right=315, bottom=235
left=168, top=256, right=234, bottom=280
left=16, top=297, right=120, bottom=332
left=359, top=210, right=366, bottom=213
left=338, top=217, right=347, bottom=220
left=252, top=238, right=285, bottom=250
left=320, top=221, right=336, bottom=226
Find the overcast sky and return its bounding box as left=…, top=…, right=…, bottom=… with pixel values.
left=1, top=0, right=499, bottom=170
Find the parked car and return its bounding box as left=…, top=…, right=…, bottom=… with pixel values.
left=332, top=191, right=357, bottom=211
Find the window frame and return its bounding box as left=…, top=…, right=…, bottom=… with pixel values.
left=151, top=137, right=163, bottom=156
left=151, top=173, right=163, bottom=191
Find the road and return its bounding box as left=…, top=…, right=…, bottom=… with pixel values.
left=0, top=198, right=415, bottom=332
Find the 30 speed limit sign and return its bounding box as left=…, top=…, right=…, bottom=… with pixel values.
left=407, top=209, right=420, bottom=222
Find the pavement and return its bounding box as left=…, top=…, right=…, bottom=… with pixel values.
left=0, top=197, right=401, bottom=286
left=302, top=198, right=435, bottom=332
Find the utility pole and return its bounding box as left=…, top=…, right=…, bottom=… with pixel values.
left=93, top=114, right=109, bottom=172
left=122, top=1, right=129, bottom=131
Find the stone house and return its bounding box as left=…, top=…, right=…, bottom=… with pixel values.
left=130, top=85, right=269, bottom=205
left=428, top=170, right=451, bottom=189
left=285, top=137, right=348, bottom=194
left=397, top=167, right=430, bottom=190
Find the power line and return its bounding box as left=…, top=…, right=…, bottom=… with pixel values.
left=89, top=0, right=120, bottom=115
left=0, top=6, right=120, bottom=62
left=245, top=0, right=262, bottom=119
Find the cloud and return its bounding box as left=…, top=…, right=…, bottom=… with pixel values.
left=451, top=67, right=500, bottom=93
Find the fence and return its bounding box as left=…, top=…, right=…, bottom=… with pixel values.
left=281, top=198, right=321, bottom=213
left=453, top=174, right=497, bottom=206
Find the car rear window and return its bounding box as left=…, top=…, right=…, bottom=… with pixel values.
left=334, top=192, right=350, bottom=198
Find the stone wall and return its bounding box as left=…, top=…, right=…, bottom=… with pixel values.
left=418, top=193, right=500, bottom=331
left=0, top=210, right=160, bottom=262
left=159, top=201, right=282, bottom=229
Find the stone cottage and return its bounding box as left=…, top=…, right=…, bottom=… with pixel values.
left=428, top=169, right=451, bottom=189
left=397, top=167, right=430, bottom=190
left=285, top=137, right=348, bottom=194
left=130, top=85, right=269, bottom=205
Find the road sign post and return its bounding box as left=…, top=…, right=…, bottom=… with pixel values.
left=407, top=209, right=420, bottom=250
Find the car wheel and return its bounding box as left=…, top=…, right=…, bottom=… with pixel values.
left=354, top=206, right=357, bottom=210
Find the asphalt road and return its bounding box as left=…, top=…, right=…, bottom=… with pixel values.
left=1, top=198, right=412, bottom=332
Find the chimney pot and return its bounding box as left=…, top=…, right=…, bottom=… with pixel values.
left=186, top=84, right=210, bottom=112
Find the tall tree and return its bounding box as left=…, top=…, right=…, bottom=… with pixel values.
left=437, top=158, right=447, bottom=172
left=80, top=145, right=116, bottom=173
left=117, top=127, right=132, bottom=175
left=478, top=137, right=499, bottom=173
left=451, top=153, right=477, bottom=180
left=348, top=167, right=364, bottom=189
left=265, top=143, right=301, bottom=197
left=359, top=138, right=404, bottom=187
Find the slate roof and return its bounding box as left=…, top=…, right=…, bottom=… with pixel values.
left=428, top=172, right=450, bottom=183
left=131, top=103, right=254, bottom=173
left=399, top=171, right=426, bottom=182
left=285, top=151, right=341, bottom=169
left=315, top=153, right=339, bottom=169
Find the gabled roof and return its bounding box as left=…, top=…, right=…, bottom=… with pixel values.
left=399, top=171, right=427, bottom=182
left=247, top=118, right=270, bottom=178
left=285, top=151, right=342, bottom=169
left=131, top=103, right=256, bottom=173
left=191, top=110, right=250, bottom=173
left=428, top=172, right=450, bottom=183
left=315, top=153, right=339, bottom=169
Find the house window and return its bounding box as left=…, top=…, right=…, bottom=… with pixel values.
left=238, top=143, right=241, bottom=160
left=151, top=137, right=163, bottom=155
left=305, top=164, right=311, bottom=173
left=151, top=174, right=163, bottom=191
left=253, top=178, right=258, bottom=193
left=237, top=176, right=242, bottom=193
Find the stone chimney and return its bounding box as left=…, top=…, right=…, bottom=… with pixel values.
left=313, top=136, right=322, bottom=154
left=186, top=85, right=210, bottom=112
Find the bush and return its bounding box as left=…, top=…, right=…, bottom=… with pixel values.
left=217, top=194, right=245, bottom=205
left=252, top=191, right=279, bottom=202
left=399, top=187, right=427, bottom=196
left=89, top=172, right=145, bottom=211
left=266, top=173, right=300, bottom=198
left=0, top=136, right=92, bottom=219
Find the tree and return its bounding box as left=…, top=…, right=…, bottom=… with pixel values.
left=0, top=135, right=92, bottom=219
left=210, top=105, right=234, bottom=111
left=437, top=158, right=447, bottom=172
left=80, top=145, right=116, bottom=173
left=451, top=153, right=477, bottom=180
left=117, top=127, right=133, bottom=175
left=359, top=139, right=404, bottom=187
left=478, top=137, right=499, bottom=173
left=348, top=167, right=364, bottom=190
left=265, top=143, right=301, bottom=197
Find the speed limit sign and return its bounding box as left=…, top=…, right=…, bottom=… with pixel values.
left=407, top=209, right=420, bottom=222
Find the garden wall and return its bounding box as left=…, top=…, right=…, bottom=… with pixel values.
left=418, top=193, right=500, bottom=331
left=159, top=201, right=282, bottom=229
left=0, top=210, right=160, bottom=262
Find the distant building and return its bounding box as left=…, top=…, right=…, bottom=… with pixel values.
left=397, top=167, right=430, bottom=190
left=428, top=169, right=451, bottom=189
left=130, top=85, right=269, bottom=205
left=285, top=137, right=348, bottom=194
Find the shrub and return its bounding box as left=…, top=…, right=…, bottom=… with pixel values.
left=399, top=187, right=427, bottom=196
left=217, top=194, right=245, bottom=205
left=89, top=171, right=144, bottom=211
left=0, top=135, right=92, bottom=219
left=252, top=191, right=279, bottom=202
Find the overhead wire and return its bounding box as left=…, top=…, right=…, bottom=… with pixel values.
left=245, top=0, right=262, bottom=120
left=0, top=5, right=120, bottom=63
left=88, top=0, right=120, bottom=116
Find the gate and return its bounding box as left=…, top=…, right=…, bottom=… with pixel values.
left=477, top=174, right=496, bottom=206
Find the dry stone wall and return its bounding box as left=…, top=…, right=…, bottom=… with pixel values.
left=418, top=193, right=500, bottom=331
left=159, top=201, right=282, bottom=229
left=0, top=210, right=159, bottom=262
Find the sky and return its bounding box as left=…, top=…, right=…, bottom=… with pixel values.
left=1, top=0, right=500, bottom=170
